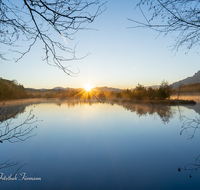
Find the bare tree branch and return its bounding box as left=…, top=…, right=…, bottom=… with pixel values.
left=129, top=0, right=200, bottom=52
left=0, top=0, right=107, bottom=75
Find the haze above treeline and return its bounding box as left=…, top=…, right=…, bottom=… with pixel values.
left=15, top=70, right=200, bottom=91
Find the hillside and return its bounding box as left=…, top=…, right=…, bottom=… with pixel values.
left=173, top=83, right=200, bottom=93
left=0, top=78, right=28, bottom=100
left=93, top=86, right=122, bottom=92
left=172, top=71, right=200, bottom=88
left=52, top=87, right=73, bottom=91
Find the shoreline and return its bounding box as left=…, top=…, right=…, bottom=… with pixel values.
left=0, top=97, right=196, bottom=106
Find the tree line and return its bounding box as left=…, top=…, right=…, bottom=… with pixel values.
left=113, top=80, right=172, bottom=100
left=174, top=83, right=200, bottom=94
left=0, top=78, right=28, bottom=100
left=0, top=78, right=173, bottom=101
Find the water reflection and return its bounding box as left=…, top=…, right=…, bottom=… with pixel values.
left=0, top=99, right=182, bottom=124
left=178, top=115, right=200, bottom=178
left=0, top=102, right=39, bottom=181
left=0, top=103, right=39, bottom=143
left=0, top=159, right=19, bottom=171
left=106, top=100, right=176, bottom=124
left=0, top=102, right=26, bottom=122
left=1, top=98, right=198, bottom=124
left=1, top=99, right=200, bottom=186
left=0, top=159, right=27, bottom=181
left=178, top=155, right=200, bottom=178
left=180, top=116, right=200, bottom=140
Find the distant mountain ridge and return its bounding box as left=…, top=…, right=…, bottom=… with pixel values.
left=26, top=86, right=122, bottom=91
left=52, top=87, right=72, bottom=91
left=171, top=71, right=200, bottom=88
left=93, top=86, right=122, bottom=91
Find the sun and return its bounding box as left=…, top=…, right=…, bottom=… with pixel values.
left=84, top=84, right=93, bottom=92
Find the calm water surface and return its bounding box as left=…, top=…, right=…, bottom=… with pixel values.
left=0, top=99, right=200, bottom=190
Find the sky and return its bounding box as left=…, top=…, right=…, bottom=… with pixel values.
left=1, top=0, right=200, bottom=89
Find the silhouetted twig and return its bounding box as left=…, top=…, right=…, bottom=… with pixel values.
left=0, top=159, right=27, bottom=181
left=178, top=155, right=200, bottom=178
left=180, top=116, right=200, bottom=140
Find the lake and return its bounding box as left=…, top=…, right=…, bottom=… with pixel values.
left=0, top=99, right=200, bottom=190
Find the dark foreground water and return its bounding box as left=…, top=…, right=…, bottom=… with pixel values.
left=0, top=99, right=200, bottom=190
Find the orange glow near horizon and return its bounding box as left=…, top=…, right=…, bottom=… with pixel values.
left=84, top=84, right=93, bottom=92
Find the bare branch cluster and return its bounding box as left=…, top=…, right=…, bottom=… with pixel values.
left=130, top=0, right=200, bottom=52
left=0, top=0, right=107, bottom=75
left=0, top=159, right=27, bottom=179
left=180, top=115, right=200, bottom=140
left=178, top=155, right=200, bottom=178
left=0, top=159, right=19, bottom=170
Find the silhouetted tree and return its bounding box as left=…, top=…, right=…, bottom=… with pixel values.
left=122, top=89, right=132, bottom=99
left=129, top=0, right=200, bottom=52
left=157, top=80, right=172, bottom=100
left=135, top=83, right=145, bottom=91
left=134, top=83, right=147, bottom=100
left=147, top=87, right=156, bottom=99
left=0, top=0, right=106, bottom=75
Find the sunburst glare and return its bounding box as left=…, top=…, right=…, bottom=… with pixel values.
left=84, top=84, right=93, bottom=92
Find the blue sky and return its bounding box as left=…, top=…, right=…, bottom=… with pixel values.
left=1, top=0, right=200, bottom=89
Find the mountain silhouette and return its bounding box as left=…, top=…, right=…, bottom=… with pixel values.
left=93, top=86, right=122, bottom=91
left=171, top=71, right=200, bottom=88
